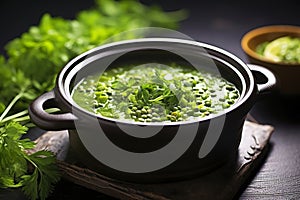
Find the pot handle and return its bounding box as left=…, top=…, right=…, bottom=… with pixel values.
left=247, top=64, right=277, bottom=94
left=28, top=90, right=77, bottom=131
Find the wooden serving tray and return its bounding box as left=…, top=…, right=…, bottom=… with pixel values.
left=31, top=120, right=274, bottom=200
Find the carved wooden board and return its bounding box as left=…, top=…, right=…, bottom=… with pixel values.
left=32, top=120, right=274, bottom=200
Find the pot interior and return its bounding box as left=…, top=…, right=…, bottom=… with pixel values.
left=60, top=39, right=253, bottom=123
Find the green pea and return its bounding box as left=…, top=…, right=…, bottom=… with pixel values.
left=200, top=107, right=207, bottom=113
left=201, top=94, right=209, bottom=100
left=230, top=93, right=239, bottom=99
left=132, top=106, right=138, bottom=111
left=170, top=116, right=177, bottom=121
left=136, top=110, right=142, bottom=116
left=152, top=113, right=159, bottom=117
left=141, top=114, right=148, bottom=119
left=227, top=99, right=235, bottom=104
left=141, top=108, right=147, bottom=114
left=204, top=111, right=210, bottom=115
left=204, top=101, right=211, bottom=107
left=138, top=118, right=145, bottom=122
left=222, top=103, right=230, bottom=109
left=130, top=110, right=136, bottom=115
left=226, top=85, right=234, bottom=91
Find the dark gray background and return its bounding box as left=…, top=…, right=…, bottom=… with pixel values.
left=1, top=0, right=300, bottom=199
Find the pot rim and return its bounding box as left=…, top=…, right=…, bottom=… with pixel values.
left=56, top=38, right=255, bottom=126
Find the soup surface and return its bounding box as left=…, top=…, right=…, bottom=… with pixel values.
left=72, top=63, right=240, bottom=122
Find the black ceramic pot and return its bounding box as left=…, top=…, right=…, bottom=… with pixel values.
left=28, top=38, right=276, bottom=183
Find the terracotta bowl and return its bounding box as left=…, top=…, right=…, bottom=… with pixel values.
left=241, top=25, right=300, bottom=95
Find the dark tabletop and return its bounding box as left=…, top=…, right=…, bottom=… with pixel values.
left=1, top=0, right=300, bottom=199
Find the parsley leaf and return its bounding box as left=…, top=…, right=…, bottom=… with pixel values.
left=21, top=151, right=60, bottom=200
left=0, top=93, right=60, bottom=200
left=0, top=121, right=60, bottom=200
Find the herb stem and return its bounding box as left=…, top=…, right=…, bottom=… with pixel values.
left=1, top=109, right=28, bottom=123
left=24, top=155, right=39, bottom=172
left=0, top=91, right=24, bottom=122
left=149, top=95, right=164, bottom=102
left=12, top=115, right=30, bottom=123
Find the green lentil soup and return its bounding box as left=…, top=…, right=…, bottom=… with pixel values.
left=72, top=63, right=240, bottom=123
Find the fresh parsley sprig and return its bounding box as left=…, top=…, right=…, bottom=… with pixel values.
left=0, top=89, right=60, bottom=200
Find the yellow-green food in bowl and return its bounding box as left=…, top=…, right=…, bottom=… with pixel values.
left=72, top=63, right=240, bottom=123
left=256, top=36, right=300, bottom=64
